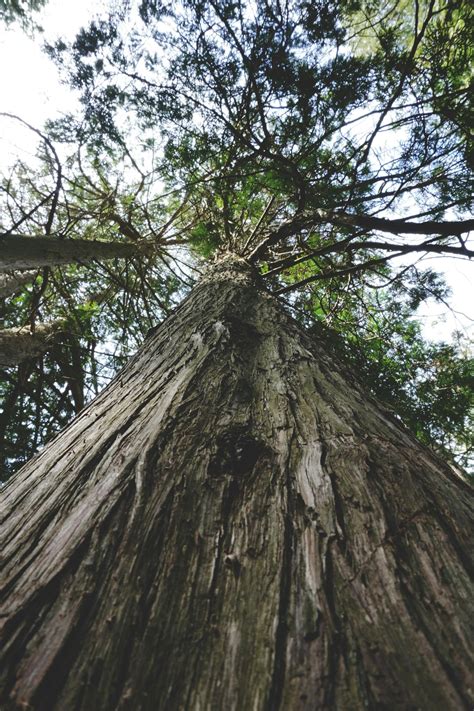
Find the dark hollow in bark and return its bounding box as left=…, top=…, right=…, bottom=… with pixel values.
left=0, top=257, right=472, bottom=710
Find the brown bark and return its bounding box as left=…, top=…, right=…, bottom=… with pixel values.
left=0, top=321, right=64, bottom=366
left=0, top=235, right=138, bottom=272
left=0, top=258, right=472, bottom=710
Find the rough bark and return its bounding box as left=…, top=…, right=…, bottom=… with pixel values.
left=0, top=271, right=38, bottom=298
left=0, top=258, right=472, bottom=711
left=0, top=321, right=64, bottom=366
left=0, top=235, right=138, bottom=272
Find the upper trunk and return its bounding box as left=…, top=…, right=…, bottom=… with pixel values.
left=0, top=257, right=472, bottom=710
left=0, top=235, right=138, bottom=271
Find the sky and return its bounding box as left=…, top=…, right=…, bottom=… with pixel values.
left=0, top=0, right=102, bottom=119
left=0, top=0, right=472, bottom=346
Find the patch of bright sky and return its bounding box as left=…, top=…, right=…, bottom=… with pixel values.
left=343, top=107, right=473, bottom=347
left=0, top=0, right=107, bottom=163
left=0, top=0, right=472, bottom=346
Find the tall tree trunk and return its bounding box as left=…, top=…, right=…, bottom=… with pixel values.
left=0, top=270, right=38, bottom=298
left=0, top=258, right=472, bottom=710
left=0, top=235, right=138, bottom=271
left=0, top=321, right=64, bottom=366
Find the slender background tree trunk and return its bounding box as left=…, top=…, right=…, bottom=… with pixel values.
left=0, top=321, right=64, bottom=366
left=0, top=235, right=138, bottom=271
left=0, top=270, right=38, bottom=298
left=0, top=258, right=472, bottom=710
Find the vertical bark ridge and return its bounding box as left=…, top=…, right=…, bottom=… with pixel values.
left=266, top=439, right=294, bottom=711
left=0, top=257, right=472, bottom=710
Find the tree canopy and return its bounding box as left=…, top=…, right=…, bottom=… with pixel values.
left=0, top=0, right=47, bottom=28
left=1, top=0, right=473, bottom=478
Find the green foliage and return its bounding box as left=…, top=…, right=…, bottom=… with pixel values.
left=1, top=0, right=473, bottom=477
left=0, top=0, right=47, bottom=28
left=0, top=256, right=185, bottom=480
left=46, top=0, right=472, bottom=231
left=288, top=265, right=473, bottom=470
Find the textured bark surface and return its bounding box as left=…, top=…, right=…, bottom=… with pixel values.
left=0, top=271, right=38, bottom=298
left=0, top=235, right=137, bottom=271
left=0, top=322, right=64, bottom=366
left=0, top=258, right=472, bottom=710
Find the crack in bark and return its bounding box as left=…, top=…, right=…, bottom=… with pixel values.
left=266, top=441, right=294, bottom=711
left=321, top=534, right=342, bottom=710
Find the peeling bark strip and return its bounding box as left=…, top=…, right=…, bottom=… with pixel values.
left=0, top=258, right=472, bottom=710
left=0, top=235, right=138, bottom=272
left=0, top=321, right=65, bottom=366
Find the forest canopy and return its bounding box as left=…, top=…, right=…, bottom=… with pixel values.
left=0, top=0, right=473, bottom=478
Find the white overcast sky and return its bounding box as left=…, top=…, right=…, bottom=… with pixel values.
left=0, top=0, right=472, bottom=345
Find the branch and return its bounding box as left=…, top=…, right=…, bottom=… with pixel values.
left=264, top=235, right=473, bottom=284
left=248, top=209, right=474, bottom=263
left=274, top=254, right=399, bottom=295
left=329, top=212, right=474, bottom=238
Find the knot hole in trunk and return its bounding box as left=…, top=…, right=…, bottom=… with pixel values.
left=207, top=431, right=269, bottom=480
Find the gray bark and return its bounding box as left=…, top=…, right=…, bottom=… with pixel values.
left=0, top=235, right=138, bottom=272
left=0, top=321, right=64, bottom=366
left=0, top=257, right=472, bottom=710
left=0, top=271, right=38, bottom=298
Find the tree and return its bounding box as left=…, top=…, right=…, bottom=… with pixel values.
left=0, top=257, right=472, bottom=710
left=0, top=231, right=150, bottom=472
left=3, top=0, right=474, bottom=467
left=0, top=1, right=473, bottom=706
left=41, top=0, right=473, bottom=469
left=0, top=113, right=182, bottom=475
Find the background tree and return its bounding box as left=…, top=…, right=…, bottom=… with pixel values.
left=0, top=117, right=186, bottom=478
